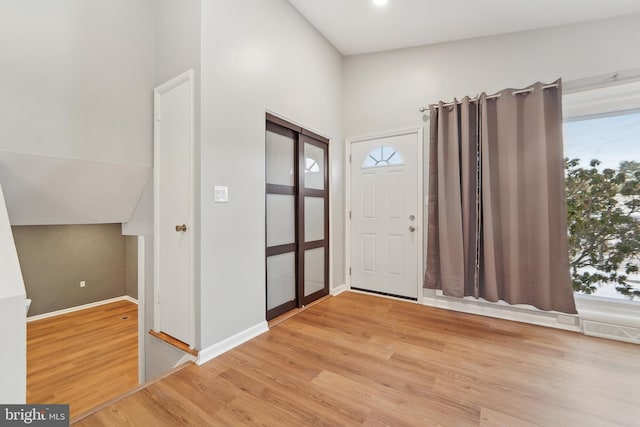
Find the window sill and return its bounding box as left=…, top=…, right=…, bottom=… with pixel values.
left=574, top=293, right=640, bottom=329
left=423, top=289, right=640, bottom=333
left=423, top=289, right=582, bottom=332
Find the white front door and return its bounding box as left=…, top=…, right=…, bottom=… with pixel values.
left=153, top=71, right=194, bottom=347
left=350, top=132, right=420, bottom=299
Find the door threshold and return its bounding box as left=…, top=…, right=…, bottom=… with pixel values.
left=149, top=330, right=198, bottom=356
left=268, top=295, right=331, bottom=328
left=351, top=287, right=418, bottom=301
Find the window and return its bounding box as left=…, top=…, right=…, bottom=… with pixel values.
left=362, top=145, right=403, bottom=168
left=305, top=157, right=320, bottom=173
left=564, top=107, right=640, bottom=302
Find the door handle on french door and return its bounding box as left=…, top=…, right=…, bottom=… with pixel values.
left=409, top=226, right=416, bottom=232
left=176, top=224, right=187, bottom=232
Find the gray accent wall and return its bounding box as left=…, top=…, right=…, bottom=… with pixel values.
left=12, top=224, right=126, bottom=316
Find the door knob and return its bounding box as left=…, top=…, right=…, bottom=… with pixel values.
left=409, top=226, right=416, bottom=232
left=175, top=224, right=187, bottom=232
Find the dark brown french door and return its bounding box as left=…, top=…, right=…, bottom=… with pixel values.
left=265, top=114, right=329, bottom=320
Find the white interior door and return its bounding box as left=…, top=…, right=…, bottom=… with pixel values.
left=350, top=132, right=420, bottom=299
left=154, top=71, right=194, bottom=347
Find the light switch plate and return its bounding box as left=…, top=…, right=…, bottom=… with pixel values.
left=214, top=185, right=229, bottom=202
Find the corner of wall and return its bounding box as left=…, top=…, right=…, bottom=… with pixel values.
left=197, top=321, right=269, bottom=366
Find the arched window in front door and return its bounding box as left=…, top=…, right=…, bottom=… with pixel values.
left=362, top=145, right=404, bottom=168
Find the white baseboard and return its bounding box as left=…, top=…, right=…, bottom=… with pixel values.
left=197, top=321, right=269, bottom=366
left=122, top=295, right=139, bottom=305
left=422, top=291, right=582, bottom=333
left=27, top=295, right=137, bottom=322
left=331, top=283, right=349, bottom=296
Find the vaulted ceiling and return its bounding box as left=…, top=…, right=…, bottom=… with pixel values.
left=288, top=0, right=640, bottom=55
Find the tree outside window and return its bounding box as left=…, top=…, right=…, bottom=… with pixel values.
left=564, top=111, right=640, bottom=301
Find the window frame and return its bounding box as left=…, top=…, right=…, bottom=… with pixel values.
left=563, top=77, right=640, bottom=308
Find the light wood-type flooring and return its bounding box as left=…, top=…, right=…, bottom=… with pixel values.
left=27, top=300, right=138, bottom=418
left=76, top=292, right=639, bottom=426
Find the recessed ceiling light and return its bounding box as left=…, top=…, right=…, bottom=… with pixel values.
left=373, top=0, right=389, bottom=6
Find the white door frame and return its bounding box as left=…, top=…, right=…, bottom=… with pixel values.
left=345, top=127, right=424, bottom=300
left=153, top=70, right=195, bottom=348
left=137, top=235, right=146, bottom=383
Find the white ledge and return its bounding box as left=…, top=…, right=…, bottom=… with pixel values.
left=575, top=293, right=640, bottom=328
left=422, top=288, right=640, bottom=339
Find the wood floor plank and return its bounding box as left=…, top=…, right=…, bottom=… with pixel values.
left=229, top=349, right=372, bottom=424
left=312, top=368, right=480, bottom=426
left=74, top=292, right=640, bottom=426
left=27, top=300, right=138, bottom=418
left=479, top=407, right=539, bottom=427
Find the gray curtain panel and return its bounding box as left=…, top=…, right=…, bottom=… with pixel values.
left=425, top=80, right=577, bottom=314
left=425, top=97, right=479, bottom=298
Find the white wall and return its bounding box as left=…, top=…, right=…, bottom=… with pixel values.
left=0, top=0, right=154, bottom=166
left=155, top=0, right=202, bottom=88
left=343, top=14, right=640, bottom=323
left=344, top=14, right=640, bottom=139
left=154, top=0, right=203, bottom=348
left=122, top=0, right=203, bottom=379
left=0, top=181, right=26, bottom=403
left=0, top=151, right=150, bottom=225
left=0, top=0, right=156, bottom=395
left=199, top=0, right=343, bottom=347
left=0, top=0, right=155, bottom=225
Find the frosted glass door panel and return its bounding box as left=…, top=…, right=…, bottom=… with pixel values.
left=266, top=130, right=294, bottom=186
left=304, top=248, right=324, bottom=296
left=304, top=143, right=325, bottom=190
left=267, top=253, right=296, bottom=310
left=267, top=194, right=295, bottom=247
left=304, top=197, right=324, bottom=242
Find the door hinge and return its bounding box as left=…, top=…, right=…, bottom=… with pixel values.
left=349, top=267, right=351, bottom=276
left=349, top=154, right=352, bottom=163
left=349, top=210, right=352, bottom=219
